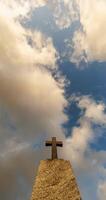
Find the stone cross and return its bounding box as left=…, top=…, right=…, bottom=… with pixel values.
left=45, top=137, right=63, bottom=159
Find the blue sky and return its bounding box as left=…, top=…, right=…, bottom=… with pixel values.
left=0, top=1, right=106, bottom=200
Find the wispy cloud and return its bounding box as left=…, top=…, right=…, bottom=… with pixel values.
left=64, top=95, right=106, bottom=199
left=98, top=181, right=106, bottom=200
left=0, top=0, right=47, bottom=19
left=51, top=0, right=106, bottom=65
left=72, top=0, right=106, bottom=64
left=48, top=0, right=79, bottom=29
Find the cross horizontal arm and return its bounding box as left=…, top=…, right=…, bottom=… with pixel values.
left=45, top=141, right=52, bottom=146
left=56, top=141, right=63, bottom=147
left=45, top=141, right=63, bottom=147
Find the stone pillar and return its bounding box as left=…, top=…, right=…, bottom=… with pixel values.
left=30, top=159, right=81, bottom=200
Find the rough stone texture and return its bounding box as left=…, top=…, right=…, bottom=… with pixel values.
left=30, top=159, right=81, bottom=200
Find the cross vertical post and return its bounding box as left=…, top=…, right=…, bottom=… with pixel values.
left=52, top=137, right=57, bottom=159
left=45, top=137, right=63, bottom=159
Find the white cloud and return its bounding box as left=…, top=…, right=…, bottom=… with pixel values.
left=65, top=96, right=106, bottom=162
left=0, top=2, right=67, bottom=199
left=0, top=141, right=45, bottom=200
left=0, top=9, right=57, bottom=70
left=64, top=95, right=106, bottom=199
left=0, top=4, right=66, bottom=140
left=0, top=69, right=67, bottom=138
left=0, top=0, right=47, bottom=19
left=40, top=0, right=106, bottom=63
left=79, top=96, right=106, bottom=125
left=71, top=0, right=106, bottom=64
left=98, top=181, right=106, bottom=200
left=48, top=0, right=79, bottom=29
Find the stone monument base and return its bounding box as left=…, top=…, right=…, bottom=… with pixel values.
left=30, top=159, right=81, bottom=200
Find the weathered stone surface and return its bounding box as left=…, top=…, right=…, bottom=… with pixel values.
left=30, top=159, right=81, bottom=200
